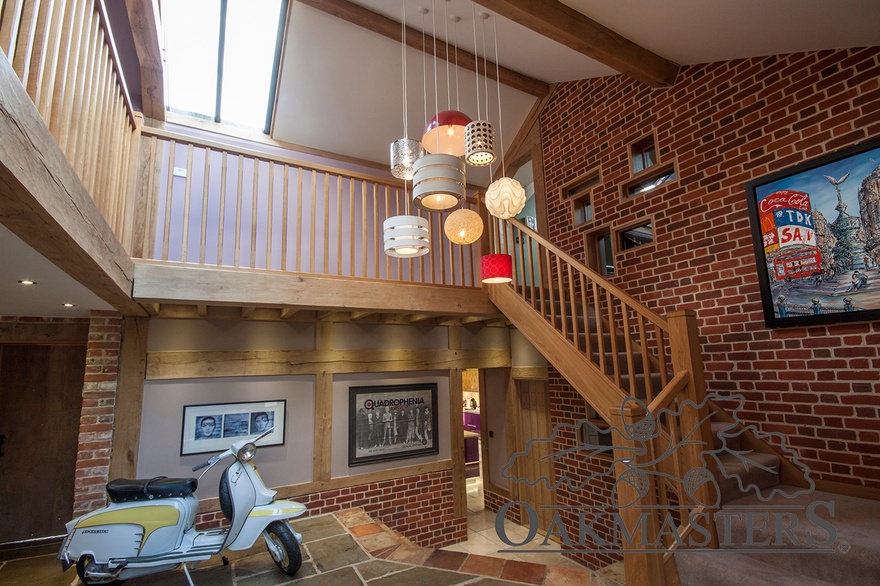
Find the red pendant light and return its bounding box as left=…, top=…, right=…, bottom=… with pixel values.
left=481, top=253, right=513, bottom=283
left=422, top=110, right=471, bottom=157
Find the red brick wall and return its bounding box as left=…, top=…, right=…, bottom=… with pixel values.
left=73, top=311, right=124, bottom=515
left=540, top=48, right=880, bottom=489
left=197, top=469, right=466, bottom=548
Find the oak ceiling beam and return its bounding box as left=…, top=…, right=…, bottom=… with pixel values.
left=472, top=0, right=679, bottom=88
left=295, top=0, right=550, bottom=98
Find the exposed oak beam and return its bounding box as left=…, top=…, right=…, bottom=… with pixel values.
left=472, top=0, right=679, bottom=87
left=0, top=55, right=145, bottom=316
left=296, top=0, right=550, bottom=97
left=125, top=0, right=165, bottom=120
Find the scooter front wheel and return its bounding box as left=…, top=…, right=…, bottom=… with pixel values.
left=76, top=555, right=126, bottom=585
left=264, top=520, right=302, bottom=576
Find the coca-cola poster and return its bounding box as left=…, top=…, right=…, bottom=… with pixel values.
left=745, top=137, right=880, bottom=328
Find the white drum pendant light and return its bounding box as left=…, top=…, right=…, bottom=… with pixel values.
left=384, top=215, right=430, bottom=257
left=412, top=153, right=466, bottom=212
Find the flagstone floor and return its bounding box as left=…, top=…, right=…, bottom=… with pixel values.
left=0, top=503, right=624, bottom=586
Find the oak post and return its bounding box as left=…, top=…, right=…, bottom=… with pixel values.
left=611, top=401, right=666, bottom=586
left=667, top=309, right=719, bottom=548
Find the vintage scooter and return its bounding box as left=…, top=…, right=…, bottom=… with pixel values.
left=58, top=428, right=306, bottom=585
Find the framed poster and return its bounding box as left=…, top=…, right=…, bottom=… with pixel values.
left=745, top=137, right=880, bottom=328
left=348, top=383, right=438, bottom=466
left=181, top=400, right=285, bottom=456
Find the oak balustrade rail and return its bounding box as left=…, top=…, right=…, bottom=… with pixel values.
left=1, top=0, right=139, bottom=246
left=488, top=217, right=717, bottom=583
left=135, top=126, right=483, bottom=286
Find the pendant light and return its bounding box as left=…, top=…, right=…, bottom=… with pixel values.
left=484, top=14, right=526, bottom=220
left=384, top=213, right=430, bottom=258
left=481, top=253, right=512, bottom=283
left=465, top=10, right=495, bottom=167
left=390, top=2, right=424, bottom=180
left=444, top=207, right=483, bottom=245
left=414, top=2, right=465, bottom=212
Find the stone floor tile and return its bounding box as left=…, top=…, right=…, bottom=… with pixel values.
left=129, top=563, right=234, bottom=585
left=368, top=566, right=474, bottom=586
left=291, top=514, right=347, bottom=542
left=290, top=566, right=365, bottom=586
left=352, top=559, right=411, bottom=580
left=468, top=509, right=497, bottom=532
left=358, top=530, right=405, bottom=553
left=307, top=534, right=369, bottom=572
left=544, top=565, right=596, bottom=586
left=235, top=551, right=289, bottom=576
left=386, top=544, right=433, bottom=564
left=349, top=522, right=385, bottom=538
left=499, top=560, right=547, bottom=585
left=370, top=545, right=399, bottom=559
left=423, top=549, right=468, bottom=571
left=334, top=508, right=373, bottom=528
left=460, top=553, right=506, bottom=577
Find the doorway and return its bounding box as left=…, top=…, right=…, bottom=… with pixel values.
left=513, top=379, right=556, bottom=534
left=0, top=344, right=86, bottom=543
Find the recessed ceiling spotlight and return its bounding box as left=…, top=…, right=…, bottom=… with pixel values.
left=18, top=279, right=36, bottom=285
left=62, top=303, right=76, bottom=308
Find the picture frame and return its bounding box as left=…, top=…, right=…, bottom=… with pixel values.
left=745, top=137, right=880, bottom=328
left=348, top=383, right=439, bottom=466
left=181, top=400, right=286, bottom=456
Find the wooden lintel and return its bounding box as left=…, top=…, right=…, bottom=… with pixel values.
left=146, top=348, right=512, bottom=380
left=460, top=315, right=492, bottom=325
left=241, top=306, right=256, bottom=318
left=349, top=311, right=375, bottom=321
left=132, top=262, right=500, bottom=318
left=0, top=321, right=90, bottom=343
left=407, top=313, right=437, bottom=324
left=295, top=0, right=549, bottom=98
left=472, top=0, right=679, bottom=88
left=281, top=307, right=299, bottom=319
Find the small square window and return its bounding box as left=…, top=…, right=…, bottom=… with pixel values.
left=631, top=135, right=657, bottom=174
left=619, top=222, right=653, bottom=250
left=623, top=163, right=677, bottom=198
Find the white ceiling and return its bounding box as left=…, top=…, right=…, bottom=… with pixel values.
left=2, top=0, right=879, bottom=320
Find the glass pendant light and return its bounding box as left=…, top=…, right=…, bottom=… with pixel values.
left=390, top=2, right=424, bottom=180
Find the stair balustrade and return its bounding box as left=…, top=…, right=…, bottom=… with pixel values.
left=486, top=217, right=719, bottom=585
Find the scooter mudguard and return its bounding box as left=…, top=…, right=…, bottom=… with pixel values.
left=60, top=496, right=198, bottom=565
left=226, top=499, right=307, bottom=550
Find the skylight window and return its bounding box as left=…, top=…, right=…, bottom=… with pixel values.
left=162, top=0, right=287, bottom=132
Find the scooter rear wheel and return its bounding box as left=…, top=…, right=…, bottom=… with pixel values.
left=264, top=520, right=302, bottom=576
left=75, top=555, right=126, bottom=585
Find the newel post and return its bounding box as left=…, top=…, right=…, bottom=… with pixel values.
left=611, top=402, right=666, bottom=586
left=667, top=310, right=719, bottom=548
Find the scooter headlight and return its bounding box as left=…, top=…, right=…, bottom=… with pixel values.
left=237, top=442, right=257, bottom=462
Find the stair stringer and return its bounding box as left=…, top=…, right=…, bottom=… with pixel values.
left=488, top=283, right=628, bottom=427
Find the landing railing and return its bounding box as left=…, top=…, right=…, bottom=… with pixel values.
left=1, top=0, right=138, bottom=245
left=488, top=217, right=718, bottom=585
left=134, top=127, right=483, bottom=286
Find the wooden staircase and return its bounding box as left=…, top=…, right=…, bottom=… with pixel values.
left=482, top=218, right=880, bottom=586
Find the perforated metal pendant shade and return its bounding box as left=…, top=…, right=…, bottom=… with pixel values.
left=390, top=138, right=425, bottom=180
left=465, top=120, right=496, bottom=167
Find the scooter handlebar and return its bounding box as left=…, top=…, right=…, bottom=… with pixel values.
left=192, top=453, right=223, bottom=472
left=192, top=459, right=211, bottom=472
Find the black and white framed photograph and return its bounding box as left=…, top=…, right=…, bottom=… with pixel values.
left=348, top=383, right=438, bottom=466
left=745, top=137, right=880, bottom=328
left=181, top=400, right=285, bottom=456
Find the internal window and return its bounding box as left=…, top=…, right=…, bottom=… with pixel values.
left=586, top=228, right=615, bottom=277
left=618, top=222, right=654, bottom=250
left=630, top=135, right=657, bottom=174
left=625, top=163, right=676, bottom=197
left=565, top=173, right=600, bottom=225
left=162, top=0, right=287, bottom=132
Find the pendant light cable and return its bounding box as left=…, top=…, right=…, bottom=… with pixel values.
left=493, top=15, right=505, bottom=177
left=471, top=3, right=481, bottom=121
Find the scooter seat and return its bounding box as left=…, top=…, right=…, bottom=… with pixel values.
left=106, top=476, right=198, bottom=503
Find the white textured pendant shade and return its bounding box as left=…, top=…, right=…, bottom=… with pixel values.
left=444, top=209, right=483, bottom=245
left=412, top=153, right=466, bottom=212
left=485, top=177, right=527, bottom=219
left=465, top=120, right=496, bottom=167
left=383, top=215, right=430, bottom=257
left=390, top=138, right=424, bottom=180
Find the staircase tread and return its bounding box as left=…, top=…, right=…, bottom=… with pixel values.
left=675, top=549, right=841, bottom=586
